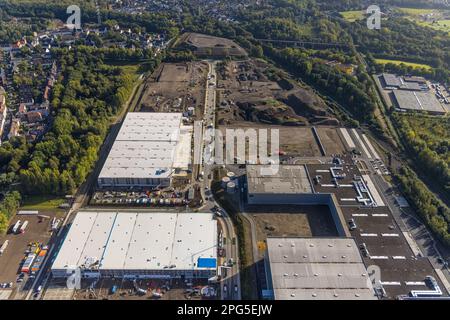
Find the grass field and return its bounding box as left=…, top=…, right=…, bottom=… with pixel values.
left=21, top=195, right=66, bottom=210
left=374, top=58, right=432, bottom=70
left=416, top=19, right=450, bottom=34
left=397, top=8, right=435, bottom=15
left=397, top=7, right=450, bottom=35
left=340, top=10, right=365, bottom=22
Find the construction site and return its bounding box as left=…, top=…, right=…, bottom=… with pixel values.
left=216, top=59, right=340, bottom=127
left=137, top=61, right=209, bottom=122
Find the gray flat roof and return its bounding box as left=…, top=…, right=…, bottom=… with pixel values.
left=266, top=237, right=376, bottom=300
left=382, top=73, right=401, bottom=87
left=247, top=165, right=313, bottom=194
left=393, top=90, right=446, bottom=114
left=52, top=212, right=217, bottom=272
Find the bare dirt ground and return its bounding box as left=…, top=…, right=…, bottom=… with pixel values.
left=179, top=33, right=248, bottom=57
left=138, top=62, right=208, bottom=121
left=217, top=123, right=323, bottom=158
left=316, top=127, right=347, bottom=156
left=246, top=205, right=338, bottom=245
left=216, top=59, right=339, bottom=127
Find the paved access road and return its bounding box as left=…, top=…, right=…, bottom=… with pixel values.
left=199, top=61, right=241, bottom=300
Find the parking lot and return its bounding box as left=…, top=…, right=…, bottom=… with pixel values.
left=72, top=277, right=218, bottom=300
left=341, top=205, right=447, bottom=298
left=0, top=212, right=58, bottom=297
left=91, top=188, right=190, bottom=207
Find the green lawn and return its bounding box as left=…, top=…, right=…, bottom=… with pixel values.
left=340, top=10, right=365, bottom=22
left=397, top=8, right=435, bottom=16
left=21, top=195, right=66, bottom=210
left=374, top=58, right=432, bottom=70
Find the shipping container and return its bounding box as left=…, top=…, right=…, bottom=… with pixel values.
left=0, top=240, right=9, bottom=255
left=31, top=250, right=47, bottom=274
left=11, top=220, right=21, bottom=234
left=21, top=254, right=37, bottom=273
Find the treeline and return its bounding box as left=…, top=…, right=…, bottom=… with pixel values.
left=265, top=46, right=376, bottom=122
left=345, top=17, right=450, bottom=84
left=15, top=46, right=151, bottom=195
left=395, top=167, right=450, bottom=247
left=393, top=114, right=450, bottom=193
left=367, top=55, right=436, bottom=80
left=0, top=192, right=21, bottom=234
left=316, top=0, right=450, bottom=10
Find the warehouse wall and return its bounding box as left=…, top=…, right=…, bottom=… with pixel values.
left=247, top=192, right=347, bottom=237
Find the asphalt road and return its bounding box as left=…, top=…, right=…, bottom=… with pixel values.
left=198, top=61, right=241, bottom=300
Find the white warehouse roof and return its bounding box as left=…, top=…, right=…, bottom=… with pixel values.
left=115, top=112, right=182, bottom=141
left=98, top=113, right=192, bottom=181
left=51, top=212, right=218, bottom=273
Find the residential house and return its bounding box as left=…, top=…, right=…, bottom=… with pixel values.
left=8, top=118, right=20, bottom=139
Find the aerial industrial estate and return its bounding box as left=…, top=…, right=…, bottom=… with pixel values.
left=0, top=0, right=449, bottom=306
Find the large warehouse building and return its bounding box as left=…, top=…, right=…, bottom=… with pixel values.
left=392, top=90, right=446, bottom=115
left=246, top=165, right=315, bottom=205
left=264, top=237, right=376, bottom=300
left=245, top=164, right=348, bottom=236
left=51, top=212, right=218, bottom=279
left=98, top=113, right=192, bottom=188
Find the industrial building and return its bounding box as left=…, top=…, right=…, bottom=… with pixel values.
left=245, top=164, right=349, bottom=236
left=98, top=113, right=192, bottom=188
left=264, top=237, right=376, bottom=300
left=51, top=212, right=218, bottom=279
left=392, top=90, right=447, bottom=115
left=381, top=73, right=424, bottom=91
left=246, top=165, right=314, bottom=205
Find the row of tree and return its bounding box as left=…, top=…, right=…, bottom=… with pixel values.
left=395, top=167, right=450, bottom=247
left=0, top=192, right=21, bottom=234
left=344, top=17, right=450, bottom=84
left=17, top=47, right=143, bottom=195
left=266, top=46, right=376, bottom=121
left=393, top=114, right=450, bottom=193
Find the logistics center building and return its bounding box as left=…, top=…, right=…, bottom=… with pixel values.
left=51, top=211, right=218, bottom=279
left=264, top=237, right=376, bottom=300
left=98, top=113, right=192, bottom=188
